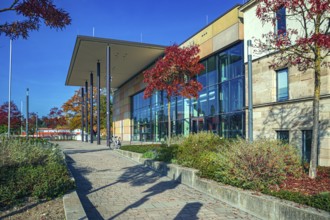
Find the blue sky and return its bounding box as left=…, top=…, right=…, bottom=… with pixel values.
left=0, top=0, right=243, bottom=117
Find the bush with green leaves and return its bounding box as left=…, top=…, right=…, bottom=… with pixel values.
left=0, top=137, right=75, bottom=209
left=120, top=144, right=161, bottom=154
left=176, top=132, right=228, bottom=168
left=215, top=139, right=302, bottom=190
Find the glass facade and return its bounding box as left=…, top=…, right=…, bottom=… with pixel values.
left=131, top=42, right=245, bottom=141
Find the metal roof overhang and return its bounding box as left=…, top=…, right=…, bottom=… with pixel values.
left=65, top=35, right=166, bottom=88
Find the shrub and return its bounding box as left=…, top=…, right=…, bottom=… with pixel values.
left=176, top=132, right=228, bottom=168
left=215, top=139, right=302, bottom=190
left=195, top=151, right=221, bottom=179
left=0, top=137, right=75, bottom=209
left=120, top=145, right=161, bottom=154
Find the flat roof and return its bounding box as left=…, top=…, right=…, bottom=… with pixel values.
left=65, top=35, right=166, bottom=88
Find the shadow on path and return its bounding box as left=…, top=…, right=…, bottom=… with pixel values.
left=174, top=202, right=203, bottom=220
left=65, top=154, right=104, bottom=220
left=109, top=178, right=180, bottom=220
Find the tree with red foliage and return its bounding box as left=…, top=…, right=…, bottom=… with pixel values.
left=0, top=0, right=71, bottom=39
left=42, top=107, right=67, bottom=129
left=0, top=101, right=22, bottom=135
left=254, top=0, right=330, bottom=178
left=143, top=44, right=204, bottom=145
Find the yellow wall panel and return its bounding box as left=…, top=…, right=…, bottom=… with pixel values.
left=199, top=39, right=213, bottom=59
left=212, top=7, right=239, bottom=35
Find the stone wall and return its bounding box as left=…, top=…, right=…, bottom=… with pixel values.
left=245, top=56, right=330, bottom=166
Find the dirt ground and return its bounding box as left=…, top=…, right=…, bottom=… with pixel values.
left=0, top=197, right=65, bottom=220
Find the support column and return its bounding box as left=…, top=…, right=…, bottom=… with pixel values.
left=97, top=61, right=101, bottom=145
left=106, top=46, right=112, bottom=147
left=81, top=87, right=84, bottom=142
left=90, top=72, right=94, bottom=144
left=85, top=81, right=88, bottom=142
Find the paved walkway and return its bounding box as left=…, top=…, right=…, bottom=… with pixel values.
left=59, top=141, right=259, bottom=220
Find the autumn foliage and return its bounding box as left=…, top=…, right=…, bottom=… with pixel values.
left=143, top=44, right=204, bottom=100
left=254, top=0, right=330, bottom=179
left=0, top=0, right=71, bottom=39
left=143, top=44, right=204, bottom=144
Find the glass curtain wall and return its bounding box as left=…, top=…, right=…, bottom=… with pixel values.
left=131, top=42, right=245, bottom=141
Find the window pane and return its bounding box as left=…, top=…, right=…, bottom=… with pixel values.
left=277, top=130, right=289, bottom=143
left=220, top=82, right=229, bottom=113
left=302, top=130, right=312, bottom=162
left=276, top=7, right=286, bottom=35
left=230, top=78, right=244, bottom=112
left=208, top=86, right=218, bottom=116
left=277, top=69, right=288, bottom=101
left=229, top=44, right=243, bottom=79
left=219, top=52, right=229, bottom=82
left=199, top=89, right=208, bottom=116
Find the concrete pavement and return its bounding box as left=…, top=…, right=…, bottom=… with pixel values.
left=59, top=141, right=259, bottom=220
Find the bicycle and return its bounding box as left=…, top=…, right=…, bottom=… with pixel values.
left=110, top=136, right=121, bottom=149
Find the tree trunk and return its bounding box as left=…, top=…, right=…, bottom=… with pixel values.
left=309, top=46, right=321, bottom=179
left=167, top=97, right=171, bottom=147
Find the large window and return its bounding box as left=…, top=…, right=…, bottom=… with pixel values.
left=277, top=68, right=288, bottom=101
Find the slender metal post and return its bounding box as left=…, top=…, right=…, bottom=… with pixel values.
left=247, top=40, right=253, bottom=142
left=26, top=88, right=29, bottom=140
left=90, top=72, right=94, bottom=143
left=85, top=81, right=88, bottom=142
left=97, top=61, right=101, bottom=145
left=8, top=39, right=12, bottom=137
left=106, top=46, right=112, bottom=146
left=36, top=113, right=38, bottom=138
left=81, top=87, right=84, bottom=142
left=20, top=100, right=23, bottom=135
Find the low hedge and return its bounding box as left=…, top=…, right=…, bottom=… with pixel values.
left=0, top=137, right=75, bottom=209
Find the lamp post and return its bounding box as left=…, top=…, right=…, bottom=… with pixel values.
left=36, top=113, right=38, bottom=138
left=8, top=39, right=12, bottom=137
left=26, top=88, right=29, bottom=140
left=247, top=40, right=253, bottom=142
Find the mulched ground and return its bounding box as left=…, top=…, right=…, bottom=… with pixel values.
left=0, top=197, right=65, bottom=220
left=274, top=167, right=330, bottom=195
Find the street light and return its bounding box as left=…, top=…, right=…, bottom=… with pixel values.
left=247, top=40, right=253, bottom=142
left=8, top=39, right=12, bottom=137
left=26, top=88, right=29, bottom=140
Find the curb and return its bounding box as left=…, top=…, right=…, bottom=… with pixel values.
left=62, top=153, right=88, bottom=220
left=63, top=191, right=87, bottom=220
left=115, top=149, right=330, bottom=220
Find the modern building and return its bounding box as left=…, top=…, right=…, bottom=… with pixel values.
left=113, top=5, right=245, bottom=142
left=65, top=3, right=329, bottom=166
left=240, top=0, right=330, bottom=166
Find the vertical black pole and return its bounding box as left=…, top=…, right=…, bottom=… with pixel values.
left=81, top=87, right=84, bottom=142
left=85, top=81, right=88, bottom=142
left=97, top=61, right=101, bottom=145
left=90, top=72, right=94, bottom=144
left=106, top=46, right=111, bottom=147
left=26, top=88, right=29, bottom=140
